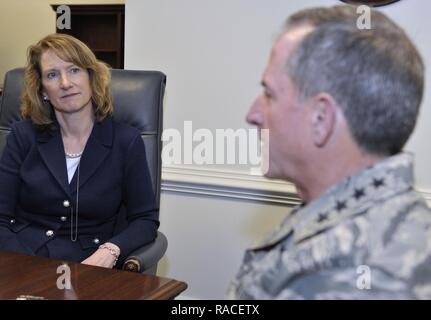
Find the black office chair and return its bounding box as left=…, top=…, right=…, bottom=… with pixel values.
left=0, top=68, right=167, bottom=274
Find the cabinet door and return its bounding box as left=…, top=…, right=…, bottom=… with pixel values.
left=52, top=4, right=124, bottom=69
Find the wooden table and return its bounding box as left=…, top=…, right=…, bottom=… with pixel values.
left=0, top=250, right=187, bottom=300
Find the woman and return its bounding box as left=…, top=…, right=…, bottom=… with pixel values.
left=0, top=33, right=159, bottom=268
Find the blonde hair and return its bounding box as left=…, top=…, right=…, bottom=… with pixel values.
left=22, top=33, right=113, bottom=129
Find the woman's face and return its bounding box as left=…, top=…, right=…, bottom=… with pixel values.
left=40, top=49, right=93, bottom=115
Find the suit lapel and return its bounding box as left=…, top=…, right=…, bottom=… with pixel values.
left=37, top=128, right=71, bottom=197
left=69, top=118, right=113, bottom=191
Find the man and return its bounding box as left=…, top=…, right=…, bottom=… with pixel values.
left=227, top=5, right=431, bottom=299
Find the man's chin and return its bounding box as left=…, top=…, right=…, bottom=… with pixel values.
left=262, top=169, right=276, bottom=179
left=262, top=166, right=288, bottom=181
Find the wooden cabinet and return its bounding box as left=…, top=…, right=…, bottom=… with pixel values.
left=51, top=4, right=125, bottom=69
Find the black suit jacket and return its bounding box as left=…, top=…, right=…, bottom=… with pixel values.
left=0, top=118, right=159, bottom=262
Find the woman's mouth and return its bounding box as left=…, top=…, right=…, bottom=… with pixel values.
left=60, top=93, right=79, bottom=99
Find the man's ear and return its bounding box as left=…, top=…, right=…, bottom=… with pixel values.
left=310, top=93, right=337, bottom=147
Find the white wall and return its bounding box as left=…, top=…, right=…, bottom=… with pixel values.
left=380, top=1, right=431, bottom=192
left=125, top=0, right=431, bottom=299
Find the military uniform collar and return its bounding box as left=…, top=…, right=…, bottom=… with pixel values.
left=292, top=152, right=414, bottom=244
left=250, top=153, right=415, bottom=250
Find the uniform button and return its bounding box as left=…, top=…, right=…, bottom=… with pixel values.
left=93, top=238, right=100, bottom=244
left=10, top=219, right=15, bottom=224
left=63, top=200, right=70, bottom=208
left=60, top=216, right=67, bottom=222
left=46, top=230, right=54, bottom=237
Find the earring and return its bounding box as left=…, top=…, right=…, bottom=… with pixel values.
left=43, top=95, right=49, bottom=102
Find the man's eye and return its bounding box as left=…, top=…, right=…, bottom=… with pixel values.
left=263, top=91, right=272, bottom=100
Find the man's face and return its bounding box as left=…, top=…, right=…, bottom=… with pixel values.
left=246, top=27, right=314, bottom=181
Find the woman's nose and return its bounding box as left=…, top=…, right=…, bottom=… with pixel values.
left=59, top=73, right=72, bottom=89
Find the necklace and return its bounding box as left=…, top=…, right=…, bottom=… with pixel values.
left=65, top=151, right=83, bottom=158
left=71, top=161, right=80, bottom=242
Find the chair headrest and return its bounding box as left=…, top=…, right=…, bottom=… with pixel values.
left=0, top=68, right=166, bottom=134
left=0, top=68, right=23, bottom=128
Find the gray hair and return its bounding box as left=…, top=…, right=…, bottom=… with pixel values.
left=284, top=5, right=424, bottom=156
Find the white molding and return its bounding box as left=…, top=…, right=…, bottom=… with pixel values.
left=161, top=165, right=431, bottom=207
left=161, top=165, right=300, bottom=206
left=417, top=189, right=431, bottom=206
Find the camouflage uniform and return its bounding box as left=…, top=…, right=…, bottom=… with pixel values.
left=227, top=153, right=431, bottom=299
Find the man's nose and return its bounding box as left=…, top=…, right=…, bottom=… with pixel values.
left=246, top=97, right=264, bottom=127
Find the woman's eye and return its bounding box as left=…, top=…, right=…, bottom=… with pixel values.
left=46, top=72, right=57, bottom=79
left=70, top=67, right=80, bottom=74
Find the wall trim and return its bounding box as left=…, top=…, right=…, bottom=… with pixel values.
left=161, top=165, right=300, bottom=206
left=162, top=165, right=431, bottom=207
left=418, top=189, right=431, bottom=206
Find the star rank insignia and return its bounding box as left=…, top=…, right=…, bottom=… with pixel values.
left=353, top=188, right=366, bottom=200
left=335, top=200, right=347, bottom=212
left=372, top=177, right=385, bottom=189
left=317, top=212, right=329, bottom=223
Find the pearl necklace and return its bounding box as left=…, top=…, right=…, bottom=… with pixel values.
left=65, top=151, right=83, bottom=158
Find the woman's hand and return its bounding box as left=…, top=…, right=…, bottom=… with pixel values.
left=81, top=242, right=120, bottom=268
